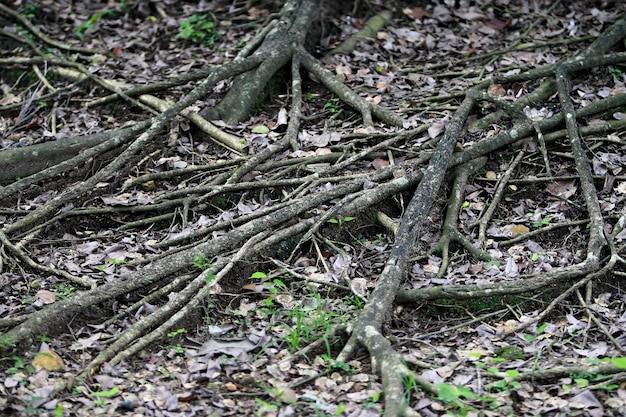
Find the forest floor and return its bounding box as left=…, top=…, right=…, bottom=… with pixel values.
left=1, top=0, right=626, bottom=416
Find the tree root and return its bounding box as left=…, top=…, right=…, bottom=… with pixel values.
left=2, top=9, right=626, bottom=417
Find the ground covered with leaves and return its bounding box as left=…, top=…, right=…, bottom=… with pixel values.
left=1, top=0, right=626, bottom=416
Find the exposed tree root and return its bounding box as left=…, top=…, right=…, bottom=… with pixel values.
left=427, top=156, right=492, bottom=278
left=1, top=6, right=626, bottom=416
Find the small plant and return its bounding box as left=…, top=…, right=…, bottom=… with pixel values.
left=281, top=295, right=338, bottom=354
left=403, top=373, right=421, bottom=403
left=157, top=365, right=171, bottom=378
left=0, top=332, right=16, bottom=349
left=37, top=333, right=51, bottom=343
left=531, top=216, right=551, bottom=228
left=75, top=10, right=113, bottom=40
left=322, top=355, right=353, bottom=374
left=98, top=258, right=127, bottom=273
left=327, top=216, right=355, bottom=227
left=176, top=14, right=221, bottom=46
left=363, top=391, right=381, bottom=408
left=193, top=254, right=212, bottom=270
left=437, top=382, right=498, bottom=414
left=167, top=328, right=187, bottom=355
left=324, top=97, right=341, bottom=113
left=53, top=285, right=75, bottom=300
left=20, top=4, right=37, bottom=19
left=343, top=294, right=364, bottom=309
left=610, top=66, right=624, bottom=80
left=168, top=328, right=187, bottom=338
left=255, top=398, right=279, bottom=415
left=91, top=386, right=120, bottom=407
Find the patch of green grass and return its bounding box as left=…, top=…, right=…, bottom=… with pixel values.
left=281, top=294, right=339, bottom=354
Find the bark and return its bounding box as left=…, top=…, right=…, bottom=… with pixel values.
left=201, top=0, right=319, bottom=123
left=0, top=124, right=149, bottom=183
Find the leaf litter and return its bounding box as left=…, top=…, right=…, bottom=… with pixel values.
left=1, top=0, right=626, bottom=416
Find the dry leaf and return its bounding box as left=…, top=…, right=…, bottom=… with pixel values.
left=487, top=17, right=511, bottom=31
left=350, top=278, right=367, bottom=297
left=32, top=350, right=65, bottom=371
left=403, top=7, right=431, bottom=20
left=275, top=294, right=295, bottom=309
left=488, top=83, right=506, bottom=97
left=546, top=181, right=577, bottom=198
left=372, top=158, right=389, bottom=170
left=428, top=121, right=446, bottom=138
left=36, top=290, right=57, bottom=304
left=510, top=225, right=529, bottom=236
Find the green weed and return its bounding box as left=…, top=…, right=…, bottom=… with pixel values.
left=176, top=14, right=221, bottom=46
left=324, top=97, right=341, bottom=114
left=193, top=254, right=212, bottom=270
left=0, top=332, right=15, bottom=349
left=531, top=216, right=551, bottom=228
left=327, top=216, right=355, bottom=227
left=20, top=4, right=37, bottom=19
left=167, top=328, right=186, bottom=355
left=76, top=10, right=113, bottom=40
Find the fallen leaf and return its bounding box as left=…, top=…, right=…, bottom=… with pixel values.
left=372, top=158, right=389, bottom=170
left=487, top=17, right=511, bottom=31
left=510, top=225, right=529, bottom=236
left=36, top=290, right=57, bottom=304
left=403, top=7, right=431, bottom=20
left=32, top=350, right=65, bottom=371
left=428, top=121, right=446, bottom=138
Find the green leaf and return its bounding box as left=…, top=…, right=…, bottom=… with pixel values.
left=273, top=278, right=286, bottom=289
left=536, top=323, right=549, bottom=335
left=456, top=385, right=474, bottom=399
left=327, top=218, right=339, bottom=224
left=251, top=125, right=270, bottom=134
left=484, top=260, right=500, bottom=269
left=250, top=271, right=267, bottom=279
left=575, top=378, right=589, bottom=388
left=92, top=387, right=120, bottom=398
left=437, top=383, right=459, bottom=402
left=505, top=369, right=519, bottom=377
left=610, top=357, right=626, bottom=369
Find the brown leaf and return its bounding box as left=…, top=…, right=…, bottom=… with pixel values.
left=487, top=17, right=511, bottom=31
left=510, top=225, right=529, bottom=236
left=546, top=181, right=577, bottom=199
left=488, top=83, right=506, bottom=97
left=428, top=121, right=446, bottom=138
left=36, top=290, right=56, bottom=304
left=403, top=7, right=431, bottom=20
left=32, top=350, right=65, bottom=371
left=371, top=158, right=389, bottom=170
